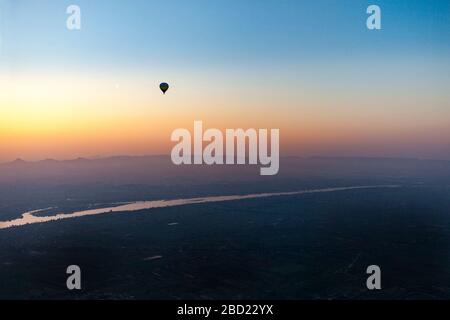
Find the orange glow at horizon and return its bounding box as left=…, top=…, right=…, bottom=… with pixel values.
left=1, top=71, right=449, bottom=162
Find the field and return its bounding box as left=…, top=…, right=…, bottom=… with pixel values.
left=1, top=174, right=449, bottom=299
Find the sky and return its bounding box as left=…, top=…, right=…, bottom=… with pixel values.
left=0, top=0, right=449, bottom=162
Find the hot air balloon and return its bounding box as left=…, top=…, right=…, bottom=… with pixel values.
left=160, top=82, right=169, bottom=95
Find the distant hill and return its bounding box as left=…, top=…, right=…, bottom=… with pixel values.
left=1, top=155, right=449, bottom=187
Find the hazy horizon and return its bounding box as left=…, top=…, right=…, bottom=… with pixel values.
left=2, top=153, right=450, bottom=164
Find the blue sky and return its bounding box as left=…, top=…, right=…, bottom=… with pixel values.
left=1, top=0, right=449, bottom=71
left=0, top=0, right=449, bottom=161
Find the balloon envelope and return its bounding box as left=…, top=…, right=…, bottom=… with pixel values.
left=160, top=83, right=169, bottom=94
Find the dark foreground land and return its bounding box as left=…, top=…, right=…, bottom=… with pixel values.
left=1, top=185, right=450, bottom=299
